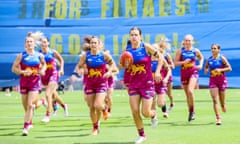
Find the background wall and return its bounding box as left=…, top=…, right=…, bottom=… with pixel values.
left=0, top=0, right=240, bottom=87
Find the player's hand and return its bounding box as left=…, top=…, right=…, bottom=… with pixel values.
left=163, top=78, right=168, bottom=84
left=39, top=69, right=45, bottom=76
left=21, top=70, right=32, bottom=76
left=195, top=65, right=203, bottom=70
left=184, top=59, right=191, bottom=64
left=58, top=70, right=64, bottom=76
left=103, top=71, right=112, bottom=78
left=154, top=72, right=162, bottom=83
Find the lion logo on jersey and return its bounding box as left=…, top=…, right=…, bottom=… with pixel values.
left=130, top=64, right=146, bottom=75
left=88, top=68, right=102, bottom=78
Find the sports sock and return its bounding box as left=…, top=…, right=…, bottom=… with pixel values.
left=46, top=111, right=50, bottom=117
left=23, top=122, right=29, bottom=129
left=107, top=108, right=111, bottom=113
left=93, top=121, right=99, bottom=129
left=138, top=128, right=145, bottom=137
left=161, top=104, right=167, bottom=113
left=189, top=106, right=194, bottom=113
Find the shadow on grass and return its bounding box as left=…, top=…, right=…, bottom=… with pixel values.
left=0, top=131, right=20, bottom=136
left=41, top=116, right=134, bottom=128
left=35, top=133, right=90, bottom=138
left=162, top=121, right=214, bottom=126
left=0, top=123, right=22, bottom=126
left=73, top=142, right=133, bottom=144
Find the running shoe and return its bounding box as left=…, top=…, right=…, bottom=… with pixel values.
left=168, top=103, right=174, bottom=112
left=28, top=124, right=34, bottom=130
left=92, top=121, right=100, bottom=136
left=91, top=128, right=99, bottom=136
left=5, top=93, right=11, bottom=96
left=151, top=115, right=158, bottom=128
left=41, top=116, right=50, bottom=123
left=64, top=104, right=69, bottom=117
left=107, top=108, right=111, bottom=117
left=135, top=136, right=146, bottom=144
left=102, top=108, right=109, bottom=121
left=52, top=110, right=57, bottom=116
left=22, top=128, right=28, bottom=136
left=216, top=118, right=222, bottom=125
left=163, top=112, right=169, bottom=118
left=188, top=113, right=195, bottom=122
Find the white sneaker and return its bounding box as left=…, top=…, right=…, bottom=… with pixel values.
left=151, top=116, right=158, bottom=127
left=168, top=104, right=174, bottom=113
left=41, top=116, right=50, bottom=123
left=64, top=104, right=69, bottom=117
left=5, top=93, right=11, bottom=96
left=28, top=124, right=34, bottom=130
left=52, top=110, right=57, bottom=116
left=135, top=136, right=146, bottom=144
left=22, top=128, right=28, bottom=136
left=163, top=112, right=169, bottom=118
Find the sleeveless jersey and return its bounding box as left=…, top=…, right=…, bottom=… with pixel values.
left=180, top=47, right=197, bottom=69
left=40, top=49, right=57, bottom=72
left=127, top=42, right=153, bottom=89
left=85, top=51, right=107, bottom=85
left=20, top=51, right=41, bottom=87
left=208, top=54, right=225, bottom=77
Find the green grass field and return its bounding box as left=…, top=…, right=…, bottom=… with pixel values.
left=0, top=89, right=240, bottom=144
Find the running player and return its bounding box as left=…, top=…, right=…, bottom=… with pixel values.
left=204, top=43, right=232, bottom=125
left=12, top=36, right=46, bottom=136
left=174, top=34, right=204, bottom=122
left=40, top=36, right=68, bottom=123
left=76, top=36, right=115, bottom=135
left=119, top=27, right=163, bottom=144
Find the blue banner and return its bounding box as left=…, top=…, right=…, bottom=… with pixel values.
left=0, top=0, right=240, bottom=87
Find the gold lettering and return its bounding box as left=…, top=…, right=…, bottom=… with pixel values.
left=69, top=0, right=81, bottom=19
left=101, top=0, right=110, bottom=18
left=143, top=0, right=154, bottom=17
left=50, top=34, right=63, bottom=53
left=99, top=35, right=105, bottom=43
left=113, top=35, right=119, bottom=55
left=55, top=0, right=67, bottom=19
left=143, top=34, right=151, bottom=43
left=32, top=0, right=44, bottom=18
left=159, top=0, right=168, bottom=16
left=122, top=34, right=129, bottom=51
left=68, top=34, right=80, bottom=55
left=125, top=0, right=137, bottom=17
left=155, top=34, right=166, bottom=43
left=172, top=32, right=179, bottom=49
left=198, top=0, right=209, bottom=13
left=175, top=0, right=189, bottom=16
left=44, top=0, right=55, bottom=18
left=113, top=0, right=119, bottom=17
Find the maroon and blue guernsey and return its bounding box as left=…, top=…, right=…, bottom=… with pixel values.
left=84, top=51, right=108, bottom=94
left=126, top=42, right=155, bottom=99
left=20, top=51, right=42, bottom=94
left=180, top=47, right=199, bottom=85
left=207, top=54, right=227, bottom=91
left=40, top=49, right=59, bottom=85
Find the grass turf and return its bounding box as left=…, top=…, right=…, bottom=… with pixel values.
left=0, top=89, right=240, bottom=144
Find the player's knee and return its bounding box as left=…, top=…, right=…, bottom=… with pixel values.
left=141, top=110, right=151, bottom=118
left=94, top=103, right=103, bottom=111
